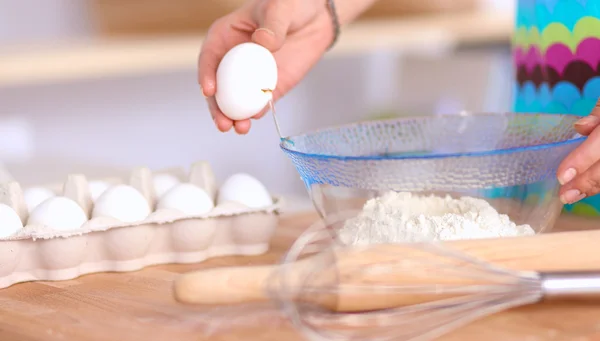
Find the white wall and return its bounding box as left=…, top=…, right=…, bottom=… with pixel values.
left=0, top=0, right=514, bottom=197
left=0, top=0, right=92, bottom=44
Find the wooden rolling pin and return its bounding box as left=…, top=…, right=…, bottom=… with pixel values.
left=174, top=229, right=600, bottom=312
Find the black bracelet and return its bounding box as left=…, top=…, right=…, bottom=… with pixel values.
left=325, top=0, right=341, bottom=50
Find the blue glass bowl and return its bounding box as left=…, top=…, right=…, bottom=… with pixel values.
left=281, top=113, right=585, bottom=234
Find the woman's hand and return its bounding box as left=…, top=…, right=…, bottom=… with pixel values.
left=557, top=98, right=600, bottom=204
left=199, top=0, right=335, bottom=134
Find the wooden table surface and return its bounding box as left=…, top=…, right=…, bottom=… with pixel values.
left=0, top=212, right=598, bottom=341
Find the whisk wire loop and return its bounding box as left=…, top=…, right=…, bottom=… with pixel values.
left=268, top=212, right=546, bottom=341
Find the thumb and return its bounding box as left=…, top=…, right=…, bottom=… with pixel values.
left=574, top=97, right=600, bottom=136
left=252, top=0, right=292, bottom=52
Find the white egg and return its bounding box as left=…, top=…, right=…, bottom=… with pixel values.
left=153, top=174, right=181, bottom=198
left=23, top=187, right=55, bottom=212
left=28, top=196, right=88, bottom=231
left=93, top=184, right=151, bottom=223
left=0, top=203, right=23, bottom=238
left=157, top=183, right=214, bottom=215
left=215, top=42, right=278, bottom=121
left=89, top=180, right=110, bottom=201
left=217, top=173, right=273, bottom=208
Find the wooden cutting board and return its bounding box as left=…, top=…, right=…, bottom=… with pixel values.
left=0, top=212, right=598, bottom=341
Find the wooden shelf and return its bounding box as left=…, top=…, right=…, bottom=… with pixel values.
left=0, top=10, right=512, bottom=87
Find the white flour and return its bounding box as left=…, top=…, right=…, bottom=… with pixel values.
left=338, top=191, right=535, bottom=245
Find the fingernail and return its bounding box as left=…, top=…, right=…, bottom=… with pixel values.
left=558, top=168, right=577, bottom=185
left=560, top=189, right=587, bottom=204
left=201, top=87, right=208, bottom=98
left=574, top=116, right=600, bottom=127
left=255, top=27, right=275, bottom=36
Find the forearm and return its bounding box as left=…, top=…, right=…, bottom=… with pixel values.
left=334, top=0, right=378, bottom=26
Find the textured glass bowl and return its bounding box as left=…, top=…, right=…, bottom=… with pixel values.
left=281, top=113, right=585, bottom=236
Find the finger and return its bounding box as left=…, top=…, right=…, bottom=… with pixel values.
left=557, top=126, right=600, bottom=185
left=559, top=160, right=600, bottom=204
left=198, top=23, right=225, bottom=97
left=198, top=15, right=251, bottom=97
left=207, top=97, right=233, bottom=132
left=252, top=0, right=294, bottom=52
left=574, top=98, right=600, bottom=136
left=234, top=119, right=252, bottom=134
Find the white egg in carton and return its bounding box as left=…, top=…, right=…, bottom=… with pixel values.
left=0, top=161, right=281, bottom=289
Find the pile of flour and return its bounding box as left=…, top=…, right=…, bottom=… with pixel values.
left=338, top=191, right=535, bottom=245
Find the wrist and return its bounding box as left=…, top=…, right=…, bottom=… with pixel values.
left=322, top=0, right=378, bottom=50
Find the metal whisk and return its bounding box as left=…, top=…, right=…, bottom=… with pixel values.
left=174, top=215, right=600, bottom=341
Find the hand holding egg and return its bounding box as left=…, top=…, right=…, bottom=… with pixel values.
left=198, top=0, right=336, bottom=135
left=207, top=42, right=278, bottom=134
left=215, top=43, right=278, bottom=123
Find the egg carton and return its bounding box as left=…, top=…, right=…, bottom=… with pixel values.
left=0, top=161, right=281, bottom=289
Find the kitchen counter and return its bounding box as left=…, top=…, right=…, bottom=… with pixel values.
left=0, top=212, right=597, bottom=341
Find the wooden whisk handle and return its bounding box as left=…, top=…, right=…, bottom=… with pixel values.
left=173, top=265, right=275, bottom=305
left=174, top=229, right=600, bottom=312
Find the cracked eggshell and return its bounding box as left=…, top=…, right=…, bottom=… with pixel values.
left=28, top=196, right=88, bottom=231
left=153, top=174, right=181, bottom=198
left=0, top=203, right=23, bottom=238
left=157, top=183, right=214, bottom=215
left=23, top=187, right=55, bottom=212
left=217, top=173, right=273, bottom=209
left=92, top=184, right=151, bottom=223
left=215, top=42, right=278, bottom=121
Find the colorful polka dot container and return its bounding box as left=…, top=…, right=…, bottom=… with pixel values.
left=514, top=0, right=600, bottom=216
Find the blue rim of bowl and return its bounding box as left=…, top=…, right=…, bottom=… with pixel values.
left=279, top=112, right=587, bottom=161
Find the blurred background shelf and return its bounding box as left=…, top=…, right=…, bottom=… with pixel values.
left=90, top=0, right=481, bottom=36
left=0, top=10, right=512, bottom=88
